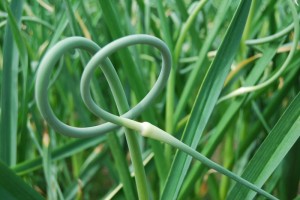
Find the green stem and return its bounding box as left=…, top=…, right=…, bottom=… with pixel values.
left=107, top=133, right=136, bottom=200
left=0, top=0, right=23, bottom=166
left=173, top=0, right=207, bottom=64
left=36, top=35, right=171, bottom=200
left=246, top=23, right=294, bottom=45
left=80, top=35, right=171, bottom=200
left=36, top=33, right=278, bottom=200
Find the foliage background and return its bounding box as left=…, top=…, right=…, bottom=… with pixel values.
left=0, top=0, right=299, bottom=199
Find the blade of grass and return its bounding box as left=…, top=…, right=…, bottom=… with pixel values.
left=107, top=133, right=137, bottom=199
left=63, top=0, right=82, bottom=36
left=219, top=124, right=234, bottom=199
left=47, top=14, right=68, bottom=49
left=5, top=1, right=31, bottom=164
left=41, top=129, right=64, bottom=200
left=42, top=131, right=56, bottom=200
left=178, top=40, right=284, bottom=199
left=173, top=0, right=202, bottom=48
left=154, top=0, right=173, bottom=49
left=154, top=0, right=177, bottom=169
left=227, top=92, right=300, bottom=199
left=225, top=57, right=300, bottom=184
left=218, top=0, right=299, bottom=103
left=250, top=0, right=280, bottom=39
left=0, top=161, right=44, bottom=200
left=12, top=134, right=106, bottom=175
left=278, top=139, right=300, bottom=200
left=64, top=146, right=106, bottom=200
left=207, top=174, right=220, bottom=200
left=0, top=0, right=23, bottom=166
left=161, top=1, right=251, bottom=199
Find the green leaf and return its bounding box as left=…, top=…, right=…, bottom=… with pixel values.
left=13, top=135, right=106, bottom=175
left=161, top=0, right=252, bottom=199
left=227, top=92, right=300, bottom=199
left=278, top=139, right=300, bottom=200
left=178, top=39, right=284, bottom=199
left=173, top=0, right=233, bottom=123
left=0, top=161, right=44, bottom=200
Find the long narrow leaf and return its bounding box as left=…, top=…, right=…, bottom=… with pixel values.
left=0, top=161, right=44, bottom=200
left=161, top=1, right=251, bottom=199
left=227, top=92, right=300, bottom=199
left=13, top=135, right=106, bottom=175
left=0, top=0, right=23, bottom=166
left=178, top=40, right=284, bottom=198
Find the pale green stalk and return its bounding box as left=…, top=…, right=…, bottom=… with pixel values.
left=164, top=0, right=207, bottom=165
left=98, top=0, right=169, bottom=186
left=140, top=122, right=277, bottom=200
left=36, top=35, right=171, bottom=200
left=165, top=0, right=207, bottom=135
left=79, top=35, right=171, bottom=200
left=42, top=132, right=56, bottom=200
left=35, top=28, right=278, bottom=199
left=246, top=23, right=294, bottom=45
left=0, top=0, right=23, bottom=166
left=154, top=0, right=175, bottom=146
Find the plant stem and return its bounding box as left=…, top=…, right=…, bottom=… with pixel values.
left=0, top=0, right=23, bottom=166
left=140, top=122, right=278, bottom=200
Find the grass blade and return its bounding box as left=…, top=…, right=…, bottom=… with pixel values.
left=0, top=161, right=44, bottom=200
left=161, top=1, right=251, bottom=199
left=278, top=139, right=300, bottom=200
left=0, top=0, right=23, bottom=166
left=13, top=135, right=106, bottom=175
left=227, top=92, right=300, bottom=199
left=178, top=40, right=291, bottom=199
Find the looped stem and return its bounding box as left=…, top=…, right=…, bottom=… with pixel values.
left=35, top=34, right=171, bottom=200
left=36, top=34, right=277, bottom=199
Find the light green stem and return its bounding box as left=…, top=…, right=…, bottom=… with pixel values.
left=0, top=0, right=23, bottom=166
left=246, top=23, right=294, bottom=45
left=36, top=33, right=278, bottom=199
left=36, top=35, right=171, bottom=200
